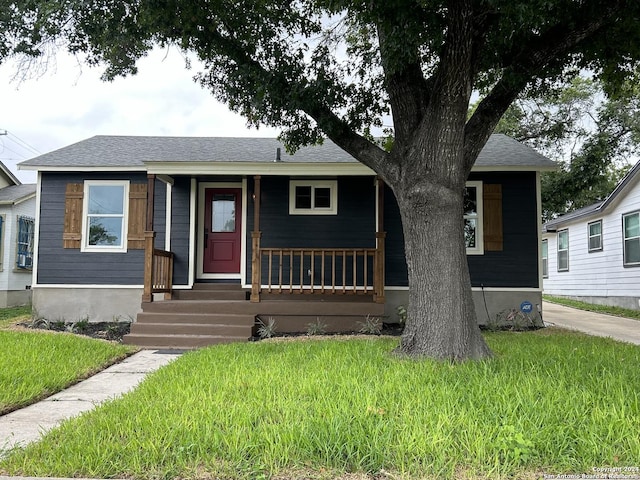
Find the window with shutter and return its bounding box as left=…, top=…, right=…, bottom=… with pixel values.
left=63, top=181, right=147, bottom=251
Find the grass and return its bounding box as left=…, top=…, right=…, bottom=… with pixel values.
left=544, top=294, right=640, bottom=320
left=0, top=306, right=136, bottom=415
left=0, top=305, right=31, bottom=328
left=1, top=330, right=639, bottom=479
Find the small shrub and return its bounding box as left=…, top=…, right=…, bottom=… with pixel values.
left=396, top=305, right=407, bottom=324
left=256, top=317, right=277, bottom=339
left=72, top=318, right=90, bottom=334
left=495, top=308, right=543, bottom=331
left=358, top=315, right=382, bottom=335
left=306, top=317, right=327, bottom=335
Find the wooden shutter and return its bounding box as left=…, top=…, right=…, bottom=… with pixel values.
left=483, top=184, right=503, bottom=251
left=128, top=183, right=147, bottom=249
left=63, top=183, right=84, bottom=248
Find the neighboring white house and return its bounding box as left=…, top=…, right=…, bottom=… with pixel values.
left=542, top=161, right=640, bottom=310
left=0, top=161, right=36, bottom=307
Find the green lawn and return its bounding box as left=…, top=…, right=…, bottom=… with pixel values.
left=1, top=330, right=638, bottom=480
left=0, top=306, right=136, bottom=414
left=544, top=294, right=640, bottom=320
left=0, top=305, right=31, bottom=329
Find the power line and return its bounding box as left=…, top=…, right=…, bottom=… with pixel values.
left=0, top=129, right=42, bottom=160
left=6, top=131, right=41, bottom=155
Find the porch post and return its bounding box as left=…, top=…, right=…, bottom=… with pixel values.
left=374, top=177, right=386, bottom=304
left=142, top=231, right=155, bottom=303
left=250, top=175, right=262, bottom=302
left=143, top=175, right=156, bottom=303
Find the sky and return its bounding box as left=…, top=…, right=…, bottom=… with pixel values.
left=0, top=48, right=281, bottom=184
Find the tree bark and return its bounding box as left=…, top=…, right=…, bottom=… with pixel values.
left=393, top=176, right=492, bottom=361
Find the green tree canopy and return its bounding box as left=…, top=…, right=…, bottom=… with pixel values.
left=488, top=77, right=640, bottom=221
left=4, top=1, right=640, bottom=360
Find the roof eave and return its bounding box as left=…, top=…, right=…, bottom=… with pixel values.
left=144, top=161, right=376, bottom=176
left=471, top=165, right=558, bottom=172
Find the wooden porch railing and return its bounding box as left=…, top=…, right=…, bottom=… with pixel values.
left=252, top=243, right=385, bottom=303
left=142, top=231, right=174, bottom=302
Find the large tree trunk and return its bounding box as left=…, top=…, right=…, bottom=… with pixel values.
left=393, top=177, right=492, bottom=361
left=393, top=140, right=491, bottom=361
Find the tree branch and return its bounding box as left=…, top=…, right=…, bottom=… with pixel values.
left=203, top=28, right=394, bottom=182
left=464, top=0, right=627, bottom=171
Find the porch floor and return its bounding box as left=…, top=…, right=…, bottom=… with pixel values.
left=123, top=283, right=385, bottom=349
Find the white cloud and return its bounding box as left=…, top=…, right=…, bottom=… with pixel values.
left=0, top=48, right=281, bottom=183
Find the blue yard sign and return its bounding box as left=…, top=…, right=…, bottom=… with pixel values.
left=520, top=301, right=533, bottom=314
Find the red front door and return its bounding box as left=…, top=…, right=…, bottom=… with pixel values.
left=203, top=188, right=242, bottom=274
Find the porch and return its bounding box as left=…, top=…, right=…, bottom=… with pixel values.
left=124, top=175, right=387, bottom=349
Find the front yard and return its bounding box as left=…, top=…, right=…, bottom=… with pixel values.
left=1, top=329, right=638, bottom=479
left=0, top=306, right=136, bottom=414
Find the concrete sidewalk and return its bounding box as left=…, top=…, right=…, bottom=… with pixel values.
left=542, top=301, right=640, bottom=345
left=0, top=349, right=180, bottom=457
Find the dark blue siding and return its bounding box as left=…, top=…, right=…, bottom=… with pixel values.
left=467, top=172, right=539, bottom=288
left=384, top=172, right=539, bottom=288
left=170, top=177, right=192, bottom=285
left=37, top=172, right=161, bottom=285
left=246, top=176, right=377, bottom=283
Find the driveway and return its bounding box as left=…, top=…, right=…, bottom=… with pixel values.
left=542, top=301, right=640, bottom=345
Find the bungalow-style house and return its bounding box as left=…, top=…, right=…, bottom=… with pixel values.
left=0, top=161, right=36, bottom=307
left=20, top=134, right=555, bottom=348
left=542, top=160, right=640, bottom=310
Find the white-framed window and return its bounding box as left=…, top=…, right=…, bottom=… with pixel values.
left=623, top=212, right=640, bottom=266
left=16, top=215, right=35, bottom=270
left=464, top=181, right=484, bottom=255
left=81, top=180, right=129, bottom=253
left=541, top=239, right=548, bottom=278
left=289, top=180, right=338, bottom=215
left=557, top=229, right=569, bottom=272
left=588, top=220, right=603, bottom=252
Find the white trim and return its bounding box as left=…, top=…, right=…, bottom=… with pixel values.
left=165, top=182, right=172, bottom=251
left=157, top=174, right=175, bottom=186
left=465, top=180, right=484, bottom=255
left=197, top=181, right=246, bottom=280
left=288, top=179, right=338, bottom=215
left=536, top=171, right=544, bottom=287
left=0, top=193, right=38, bottom=206
left=384, top=286, right=543, bottom=292
left=241, top=178, right=248, bottom=284
left=20, top=166, right=146, bottom=172
left=471, top=165, right=558, bottom=173
left=146, top=162, right=374, bottom=176
left=188, top=179, right=197, bottom=286
left=557, top=228, right=569, bottom=272
left=80, top=180, right=130, bottom=253
left=31, top=172, right=42, bottom=287
left=587, top=219, right=603, bottom=253
left=32, top=284, right=144, bottom=289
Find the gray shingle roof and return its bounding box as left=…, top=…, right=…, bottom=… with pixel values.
left=0, top=184, right=36, bottom=205
left=20, top=133, right=557, bottom=170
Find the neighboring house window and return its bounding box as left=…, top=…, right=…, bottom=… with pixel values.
left=557, top=229, right=569, bottom=271
left=623, top=212, right=640, bottom=266
left=0, top=215, right=4, bottom=271
left=542, top=239, right=548, bottom=278
left=16, top=215, right=35, bottom=270
left=464, top=181, right=484, bottom=255
left=588, top=220, right=603, bottom=252
left=81, top=181, right=130, bottom=252
left=289, top=180, right=338, bottom=215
